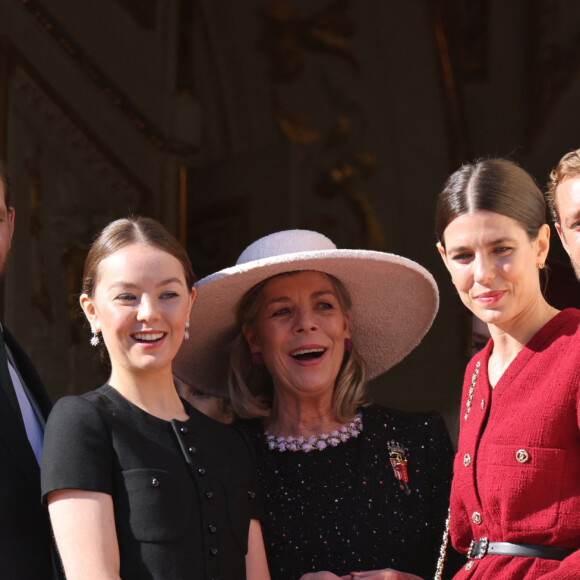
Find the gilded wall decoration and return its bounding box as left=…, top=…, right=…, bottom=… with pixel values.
left=314, top=150, right=385, bottom=251
left=258, top=0, right=385, bottom=251
left=434, top=0, right=489, bottom=84
left=426, top=0, right=580, bottom=156
left=423, top=0, right=470, bottom=168
left=258, top=0, right=360, bottom=82
left=271, top=92, right=320, bottom=146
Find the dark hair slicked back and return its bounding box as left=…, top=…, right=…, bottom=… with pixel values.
left=435, top=158, right=546, bottom=247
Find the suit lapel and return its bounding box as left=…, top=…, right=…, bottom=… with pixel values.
left=0, top=328, right=50, bottom=488
left=0, top=383, right=40, bottom=488
left=6, top=347, right=47, bottom=429
left=3, top=328, right=52, bottom=420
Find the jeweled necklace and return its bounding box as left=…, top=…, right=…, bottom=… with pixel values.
left=265, top=413, right=362, bottom=452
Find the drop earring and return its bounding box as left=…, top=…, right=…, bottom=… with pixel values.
left=184, top=321, right=190, bottom=341
left=90, top=326, right=100, bottom=347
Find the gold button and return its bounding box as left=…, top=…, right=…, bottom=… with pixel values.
left=466, top=561, right=475, bottom=570
left=472, top=511, right=482, bottom=525
left=481, top=398, right=485, bottom=410
left=516, top=449, right=529, bottom=463
left=463, top=453, right=471, bottom=467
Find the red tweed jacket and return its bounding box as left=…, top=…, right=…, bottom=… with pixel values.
left=450, top=309, right=580, bottom=579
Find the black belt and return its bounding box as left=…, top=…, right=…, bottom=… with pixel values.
left=468, top=538, right=574, bottom=561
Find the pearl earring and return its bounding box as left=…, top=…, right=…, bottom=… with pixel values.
left=184, top=321, right=190, bottom=341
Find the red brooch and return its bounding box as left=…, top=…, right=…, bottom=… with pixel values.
left=388, top=440, right=410, bottom=495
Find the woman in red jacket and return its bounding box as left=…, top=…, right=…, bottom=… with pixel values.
left=435, top=158, right=580, bottom=579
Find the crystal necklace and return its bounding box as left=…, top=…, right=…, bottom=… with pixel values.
left=265, top=413, right=362, bottom=452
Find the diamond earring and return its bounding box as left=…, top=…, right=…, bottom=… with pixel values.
left=90, top=326, right=100, bottom=347
left=184, top=321, right=190, bottom=341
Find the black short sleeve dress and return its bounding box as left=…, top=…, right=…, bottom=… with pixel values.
left=41, top=385, right=262, bottom=580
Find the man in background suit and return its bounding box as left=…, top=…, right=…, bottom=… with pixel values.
left=0, top=161, right=59, bottom=579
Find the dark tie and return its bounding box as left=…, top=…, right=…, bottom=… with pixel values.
left=0, top=330, right=24, bottom=426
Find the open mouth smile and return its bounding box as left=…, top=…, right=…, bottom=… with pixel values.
left=132, top=332, right=166, bottom=343
left=290, top=347, right=326, bottom=362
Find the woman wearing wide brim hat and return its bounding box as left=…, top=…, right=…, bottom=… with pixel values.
left=174, top=230, right=457, bottom=580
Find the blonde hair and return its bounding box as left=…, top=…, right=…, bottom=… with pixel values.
left=227, top=271, right=369, bottom=421
left=547, top=148, right=580, bottom=223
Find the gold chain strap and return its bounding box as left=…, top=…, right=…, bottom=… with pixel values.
left=435, top=359, right=482, bottom=577
left=434, top=507, right=451, bottom=580
left=436, top=358, right=482, bottom=577
left=464, top=360, right=480, bottom=420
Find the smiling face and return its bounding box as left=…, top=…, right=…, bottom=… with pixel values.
left=80, top=243, right=195, bottom=383
left=438, top=210, right=550, bottom=328
left=555, top=175, right=580, bottom=280
left=243, top=271, right=351, bottom=405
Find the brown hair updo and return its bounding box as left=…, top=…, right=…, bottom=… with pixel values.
left=82, top=216, right=196, bottom=297
left=435, top=158, right=546, bottom=247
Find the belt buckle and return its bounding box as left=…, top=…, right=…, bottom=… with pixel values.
left=467, top=537, right=489, bottom=560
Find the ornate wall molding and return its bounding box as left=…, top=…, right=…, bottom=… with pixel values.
left=0, top=37, right=152, bottom=204
left=18, top=0, right=199, bottom=160
left=258, top=0, right=386, bottom=251
left=423, top=0, right=471, bottom=168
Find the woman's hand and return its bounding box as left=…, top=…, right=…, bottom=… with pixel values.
left=350, top=570, right=423, bottom=580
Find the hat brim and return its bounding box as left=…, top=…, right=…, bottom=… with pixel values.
left=173, top=249, right=439, bottom=397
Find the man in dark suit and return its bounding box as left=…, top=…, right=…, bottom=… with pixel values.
left=0, top=161, right=59, bottom=579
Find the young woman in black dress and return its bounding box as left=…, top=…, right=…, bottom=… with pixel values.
left=41, top=217, right=269, bottom=580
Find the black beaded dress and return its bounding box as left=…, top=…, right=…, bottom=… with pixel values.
left=241, top=404, right=455, bottom=580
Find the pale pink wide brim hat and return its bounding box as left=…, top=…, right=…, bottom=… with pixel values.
left=173, top=230, right=439, bottom=397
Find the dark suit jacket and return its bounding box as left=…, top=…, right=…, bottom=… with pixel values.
left=0, top=328, right=57, bottom=579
